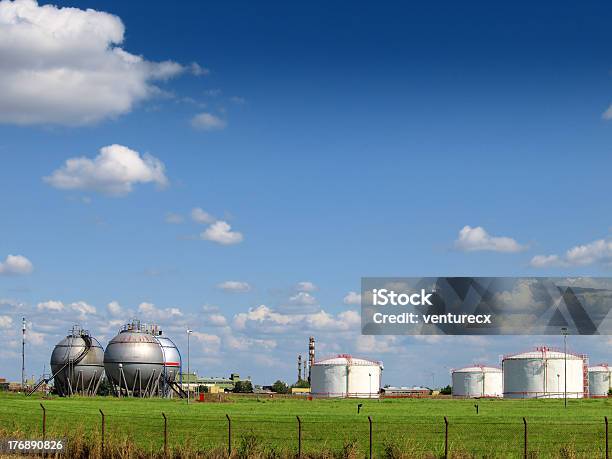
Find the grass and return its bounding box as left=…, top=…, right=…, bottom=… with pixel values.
left=0, top=392, right=610, bottom=458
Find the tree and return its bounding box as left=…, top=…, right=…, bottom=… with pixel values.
left=439, top=385, right=452, bottom=395
left=608, top=388, right=612, bottom=397
left=271, top=380, right=289, bottom=394
left=292, top=379, right=310, bottom=389
left=97, top=378, right=112, bottom=396
left=233, top=380, right=253, bottom=393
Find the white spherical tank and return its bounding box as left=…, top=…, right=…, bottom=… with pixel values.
left=503, top=347, right=586, bottom=399
left=451, top=365, right=502, bottom=398
left=310, top=354, right=383, bottom=398
left=588, top=364, right=611, bottom=397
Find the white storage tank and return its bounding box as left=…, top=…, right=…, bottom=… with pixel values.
left=588, top=364, right=611, bottom=398
left=451, top=365, right=502, bottom=398
left=503, top=347, right=587, bottom=399
left=310, top=354, right=383, bottom=398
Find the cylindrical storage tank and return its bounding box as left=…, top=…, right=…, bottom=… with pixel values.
left=503, top=347, right=586, bottom=399
left=50, top=326, right=104, bottom=396
left=104, top=321, right=164, bottom=395
left=452, top=365, right=502, bottom=398
left=588, top=364, right=611, bottom=397
left=310, top=354, right=383, bottom=398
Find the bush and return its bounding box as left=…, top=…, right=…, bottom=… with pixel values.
left=439, top=385, right=452, bottom=395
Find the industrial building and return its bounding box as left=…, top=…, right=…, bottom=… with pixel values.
left=588, top=364, right=611, bottom=397
left=502, top=347, right=587, bottom=399
left=451, top=365, right=503, bottom=398
left=179, top=372, right=247, bottom=393
left=310, top=354, right=383, bottom=398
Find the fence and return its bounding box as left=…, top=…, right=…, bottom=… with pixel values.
left=24, top=403, right=610, bottom=458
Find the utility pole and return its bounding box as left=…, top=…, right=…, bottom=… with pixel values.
left=187, top=329, right=192, bottom=404
left=21, top=317, right=26, bottom=391
left=561, top=327, right=568, bottom=407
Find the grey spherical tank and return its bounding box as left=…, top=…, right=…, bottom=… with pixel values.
left=104, top=321, right=165, bottom=396
left=104, top=320, right=184, bottom=397
left=156, top=335, right=181, bottom=383
left=50, top=326, right=105, bottom=396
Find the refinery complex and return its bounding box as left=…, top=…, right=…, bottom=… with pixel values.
left=2, top=319, right=609, bottom=400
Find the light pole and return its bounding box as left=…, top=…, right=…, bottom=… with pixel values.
left=368, top=373, right=372, bottom=399
left=21, top=317, right=25, bottom=391
left=187, top=329, right=192, bottom=404
left=561, top=327, right=568, bottom=407
left=557, top=374, right=560, bottom=395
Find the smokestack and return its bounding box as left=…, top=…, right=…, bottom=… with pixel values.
left=298, top=354, right=302, bottom=381
left=21, top=317, right=26, bottom=390
left=308, top=336, right=315, bottom=383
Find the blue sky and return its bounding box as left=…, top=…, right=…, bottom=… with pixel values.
left=0, top=0, right=611, bottom=386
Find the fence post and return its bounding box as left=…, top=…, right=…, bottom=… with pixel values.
left=99, top=409, right=105, bottom=453
left=162, top=412, right=168, bottom=458
left=523, top=417, right=528, bottom=459
left=39, top=403, right=46, bottom=440
left=368, top=416, right=372, bottom=459
left=444, top=416, right=448, bottom=459
left=226, top=414, right=232, bottom=456
left=605, top=416, right=609, bottom=459
left=297, top=416, right=302, bottom=458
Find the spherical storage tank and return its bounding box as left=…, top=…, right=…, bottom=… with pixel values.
left=104, top=320, right=181, bottom=397
left=503, top=347, right=587, bottom=399
left=588, top=364, right=611, bottom=397
left=50, top=326, right=105, bottom=396
left=310, top=354, right=383, bottom=398
left=451, top=365, right=502, bottom=398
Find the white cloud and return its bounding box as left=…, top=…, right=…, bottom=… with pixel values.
left=233, top=304, right=359, bottom=333
left=455, top=225, right=526, bottom=253
left=217, top=281, right=251, bottom=293
left=343, top=291, right=361, bottom=305
left=289, top=292, right=317, bottom=306
left=296, top=281, right=317, bottom=292
left=191, top=331, right=221, bottom=352
left=37, top=300, right=64, bottom=312
left=201, top=221, right=243, bottom=245
left=226, top=335, right=276, bottom=351
left=531, top=238, right=612, bottom=268
left=207, top=313, right=228, bottom=327
left=191, top=112, right=226, bottom=131
left=71, top=301, right=96, bottom=318
left=107, top=301, right=123, bottom=317
left=189, top=62, right=209, bottom=76
left=37, top=300, right=96, bottom=319
left=0, top=0, right=186, bottom=125
left=530, top=254, right=564, bottom=268
left=0, top=315, right=13, bottom=329
left=356, top=335, right=397, bottom=353
left=0, top=254, right=33, bottom=275
left=138, top=302, right=182, bottom=320
left=45, top=144, right=168, bottom=196
left=191, top=207, right=215, bottom=224
left=165, top=213, right=184, bottom=224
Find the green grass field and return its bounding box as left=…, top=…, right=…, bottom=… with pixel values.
left=0, top=392, right=610, bottom=458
